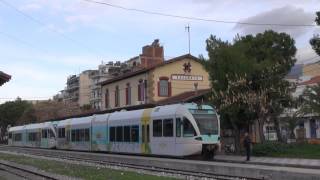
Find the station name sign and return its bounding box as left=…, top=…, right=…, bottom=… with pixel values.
left=171, top=74, right=203, bottom=81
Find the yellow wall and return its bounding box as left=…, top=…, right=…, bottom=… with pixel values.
left=100, top=57, right=210, bottom=110
left=101, top=73, right=148, bottom=109
left=303, top=62, right=320, bottom=77
left=151, top=58, right=210, bottom=102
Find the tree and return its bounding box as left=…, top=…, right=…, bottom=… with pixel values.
left=310, top=11, right=320, bottom=56
left=202, top=30, right=296, bottom=149
left=0, top=99, right=33, bottom=142
left=300, top=83, right=320, bottom=115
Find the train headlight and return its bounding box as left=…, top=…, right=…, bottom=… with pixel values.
left=195, top=136, right=202, bottom=141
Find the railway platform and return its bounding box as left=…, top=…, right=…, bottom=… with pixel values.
left=1, top=146, right=319, bottom=180
left=215, top=155, right=320, bottom=169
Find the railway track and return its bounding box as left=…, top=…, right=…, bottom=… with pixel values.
left=0, top=145, right=262, bottom=180
left=0, top=159, right=59, bottom=180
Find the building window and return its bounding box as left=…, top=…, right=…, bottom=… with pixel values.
left=115, top=86, right=120, bottom=107
left=138, top=79, right=145, bottom=101
left=105, top=89, right=109, bottom=108
left=158, top=77, right=171, bottom=97
left=126, top=83, right=131, bottom=105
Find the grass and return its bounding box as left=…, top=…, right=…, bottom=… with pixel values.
left=252, top=142, right=320, bottom=159
left=0, top=152, right=177, bottom=180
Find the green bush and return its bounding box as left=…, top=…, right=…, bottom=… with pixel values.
left=252, top=142, right=320, bottom=159
left=252, top=142, right=287, bottom=156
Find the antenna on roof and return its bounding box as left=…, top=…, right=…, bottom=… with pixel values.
left=185, top=24, right=191, bottom=54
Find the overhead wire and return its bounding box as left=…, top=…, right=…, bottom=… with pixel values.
left=0, top=0, right=104, bottom=57
left=81, top=0, right=317, bottom=27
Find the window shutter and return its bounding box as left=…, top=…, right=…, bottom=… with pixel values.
left=168, top=81, right=172, bottom=97
left=157, top=81, right=160, bottom=96
left=125, top=87, right=128, bottom=105
left=138, top=84, right=141, bottom=101
left=114, top=91, right=117, bottom=107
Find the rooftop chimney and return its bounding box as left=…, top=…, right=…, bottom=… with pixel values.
left=140, top=39, right=164, bottom=68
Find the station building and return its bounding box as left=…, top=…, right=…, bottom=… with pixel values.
left=99, top=41, right=211, bottom=110
left=0, top=71, right=11, bottom=86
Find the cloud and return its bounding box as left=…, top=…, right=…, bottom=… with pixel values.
left=19, top=3, right=42, bottom=12
left=296, top=45, right=319, bottom=64
left=234, top=6, right=315, bottom=38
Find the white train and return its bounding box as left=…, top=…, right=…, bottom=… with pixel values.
left=8, top=103, right=220, bottom=157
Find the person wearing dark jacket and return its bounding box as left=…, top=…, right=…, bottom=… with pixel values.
left=243, top=132, right=251, bottom=161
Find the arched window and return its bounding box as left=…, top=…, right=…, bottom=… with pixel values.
left=105, top=89, right=109, bottom=109
left=126, top=83, right=131, bottom=105
left=158, top=77, right=171, bottom=97
left=138, top=79, right=145, bottom=101
left=115, top=86, right=119, bottom=107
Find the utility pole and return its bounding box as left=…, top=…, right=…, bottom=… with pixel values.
left=185, top=24, right=190, bottom=54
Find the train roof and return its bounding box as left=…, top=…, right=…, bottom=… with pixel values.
left=8, top=125, right=25, bottom=132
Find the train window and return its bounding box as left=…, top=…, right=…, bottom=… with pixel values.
left=76, top=129, right=80, bottom=141
left=71, top=129, right=76, bottom=142
left=110, top=127, right=115, bottom=142
left=176, top=118, right=181, bottom=137
left=124, top=126, right=130, bottom=142
left=163, top=119, right=173, bottom=137
left=116, top=126, right=123, bottom=142
left=153, top=119, right=162, bottom=137
left=14, top=133, right=22, bottom=141
left=85, top=128, right=90, bottom=141
left=131, top=125, right=139, bottom=142
left=79, top=129, right=85, bottom=141
left=42, top=129, right=48, bottom=138
left=8, top=133, right=12, bottom=139
left=49, top=129, right=55, bottom=138
left=58, top=128, right=65, bottom=138
left=183, top=117, right=196, bottom=137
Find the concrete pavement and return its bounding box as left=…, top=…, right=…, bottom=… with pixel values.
left=215, top=154, right=320, bottom=169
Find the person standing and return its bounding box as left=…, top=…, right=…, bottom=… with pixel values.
left=243, top=132, right=251, bottom=161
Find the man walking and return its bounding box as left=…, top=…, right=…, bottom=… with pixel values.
left=243, top=132, right=251, bottom=161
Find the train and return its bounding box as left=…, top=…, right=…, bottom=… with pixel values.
left=8, top=103, right=220, bottom=157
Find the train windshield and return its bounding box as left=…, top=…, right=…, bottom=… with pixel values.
left=191, top=109, right=219, bottom=135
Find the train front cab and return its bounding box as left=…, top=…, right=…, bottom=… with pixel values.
left=189, top=105, right=220, bottom=158
left=149, top=104, right=204, bottom=157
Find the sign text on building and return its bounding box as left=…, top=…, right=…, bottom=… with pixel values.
left=171, top=74, right=203, bottom=81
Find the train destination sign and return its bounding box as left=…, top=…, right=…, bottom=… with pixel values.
left=171, top=74, right=203, bottom=81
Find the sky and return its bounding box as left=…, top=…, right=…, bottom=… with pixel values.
left=0, top=0, right=320, bottom=103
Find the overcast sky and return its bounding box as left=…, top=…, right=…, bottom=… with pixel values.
left=0, top=0, right=319, bottom=103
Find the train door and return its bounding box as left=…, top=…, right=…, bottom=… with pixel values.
left=41, top=129, right=49, bottom=148
left=48, top=128, right=56, bottom=148
left=175, top=116, right=198, bottom=156
left=151, top=117, right=175, bottom=155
